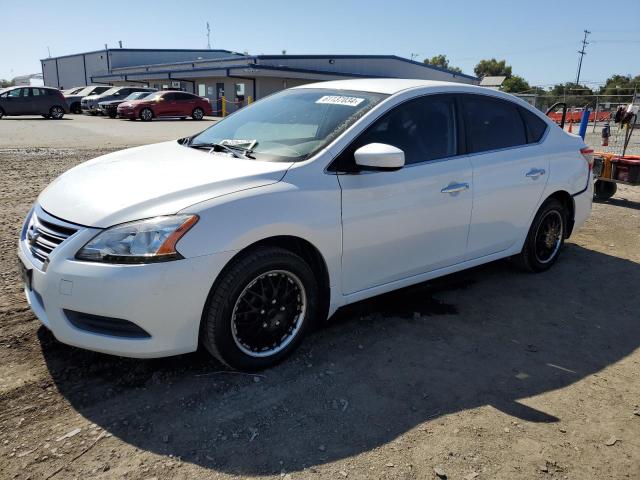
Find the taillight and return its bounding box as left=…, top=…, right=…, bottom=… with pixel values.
left=580, top=147, right=594, bottom=171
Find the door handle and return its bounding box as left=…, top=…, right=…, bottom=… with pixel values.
left=525, top=168, right=546, bottom=178
left=441, top=182, right=470, bottom=194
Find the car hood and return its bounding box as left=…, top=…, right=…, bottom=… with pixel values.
left=99, top=100, right=123, bottom=106
left=38, top=141, right=292, bottom=228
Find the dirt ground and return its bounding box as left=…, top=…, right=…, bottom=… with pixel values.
left=1, top=136, right=640, bottom=479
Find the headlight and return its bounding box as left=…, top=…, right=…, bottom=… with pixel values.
left=76, top=215, right=198, bottom=264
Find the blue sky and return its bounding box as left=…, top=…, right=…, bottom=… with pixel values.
left=2, top=0, right=639, bottom=88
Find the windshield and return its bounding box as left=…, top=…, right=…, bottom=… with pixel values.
left=190, top=88, right=387, bottom=162
left=98, top=87, right=121, bottom=96
left=125, top=91, right=153, bottom=101
left=141, top=92, right=163, bottom=102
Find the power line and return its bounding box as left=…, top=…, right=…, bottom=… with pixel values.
left=575, top=29, right=591, bottom=85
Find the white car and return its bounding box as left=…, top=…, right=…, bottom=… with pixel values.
left=18, top=79, right=593, bottom=370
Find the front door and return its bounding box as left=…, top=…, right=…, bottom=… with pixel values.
left=337, top=94, right=473, bottom=295
left=460, top=94, right=550, bottom=258
left=4, top=88, right=30, bottom=115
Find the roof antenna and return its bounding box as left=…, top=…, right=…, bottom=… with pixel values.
left=206, top=22, right=212, bottom=49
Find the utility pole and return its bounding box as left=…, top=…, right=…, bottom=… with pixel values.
left=575, top=29, right=590, bottom=85
left=206, top=22, right=212, bottom=49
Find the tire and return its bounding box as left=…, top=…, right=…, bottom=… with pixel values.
left=0, top=108, right=4, bottom=119
left=70, top=102, right=81, bottom=114
left=594, top=180, right=617, bottom=199
left=514, top=198, right=566, bottom=272
left=192, top=107, right=204, bottom=120
left=139, top=108, right=153, bottom=122
left=108, top=111, right=117, bottom=119
left=49, top=106, right=65, bottom=120
left=201, top=247, right=320, bottom=371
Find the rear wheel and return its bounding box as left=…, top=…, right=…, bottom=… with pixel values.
left=49, top=106, right=65, bottom=120
left=0, top=108, right=4, bottom=119
left=140, top=108, right=153, bottom=121
left=514, top=198, right=566, bottom=272
left=594, top=180, right=617, bottom=199
left=70, top=102, right=81, bottom=114
left=192, top=107, right=204, bottom=120
left=201, top=247, right=320, bottom=371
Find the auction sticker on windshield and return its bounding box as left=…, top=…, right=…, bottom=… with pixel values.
left=316, top=95, right=365, bottom=107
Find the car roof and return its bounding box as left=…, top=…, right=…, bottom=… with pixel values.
left=294, top=78, right=541, bottom=112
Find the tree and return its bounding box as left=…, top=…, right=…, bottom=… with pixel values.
left=501, top=75, right=530, bottom=93
left=474, top=58, right=512, bottom=78
left=0, top=79, right=14, bottom=88
left=424, top=54, right=462, bottom=74
left=598, top=74, right=640, bottom=102
left=545, top=82, right=594, bottom=108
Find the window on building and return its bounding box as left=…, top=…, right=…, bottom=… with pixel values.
left=198, top=84, right=206, bottom=97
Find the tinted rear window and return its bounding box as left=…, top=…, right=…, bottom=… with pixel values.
left=519, top=107, right=548, bottom=143
left=462, top=95, right=527, bottom=153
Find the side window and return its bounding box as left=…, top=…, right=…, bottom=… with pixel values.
left=461, top=95, right=527, bottom=153
left=519, top=107, right=548, bottom=143
left=8, top=88, right=24, bottom=98
left=163, top=92, right=176, bottom=101
left=336, top=95, right=458, bottom=170
left=31, top=88, right=41, bottom=96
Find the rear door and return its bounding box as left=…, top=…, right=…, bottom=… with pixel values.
left=461, top=94, right=550, bottom=258
left=174, top=92, right=196, bottom=116
left=337, top=94, right=473, bottom=294
left=30, top=88, right=48, bottom=114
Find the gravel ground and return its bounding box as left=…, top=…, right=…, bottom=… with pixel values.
left=0, top=133, right=639, bottom=479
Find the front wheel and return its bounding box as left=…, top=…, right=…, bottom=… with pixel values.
left=108, top=111, right=117, bottom=119
left=49, top=106, right=65, bottom=119
left=70, top=102, right=81, bottom=114
left=139, top=108, right=153, bottom=121
left=201, top=247, right=320, bottom=371
left=0, top=108, right=4, bottom=119
left=514, top=198, right=566, bottom=272
left=192, top=107, right=204, bottom=120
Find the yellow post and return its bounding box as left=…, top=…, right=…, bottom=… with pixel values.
left=221, top=96, right=226, bottom=117
left=248, top=95, right=253, bottom=105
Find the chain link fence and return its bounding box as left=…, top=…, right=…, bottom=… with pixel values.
left=516, top=93, right=639, bottom=155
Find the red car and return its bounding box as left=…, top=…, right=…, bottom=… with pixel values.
left=117, top=90, right=212, bottom=121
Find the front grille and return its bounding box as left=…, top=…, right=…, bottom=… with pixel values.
left=26, top=211, right=78, bottom=263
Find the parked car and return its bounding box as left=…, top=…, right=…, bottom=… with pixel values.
left=18, top=79, right=593, bottom=370
left=117, top=90, right=212, bottom=121
left=62, top=87, right=85, bottom=96
left=64, top=85, right=111, bottom=114
left=81, top=86, right=156, bottom=115
left=0, top=86, right=69, bottom=119
left=99, top=91, right=156, bottom=118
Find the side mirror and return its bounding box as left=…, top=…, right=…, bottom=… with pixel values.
left=354, top=143, right=405, bottom=170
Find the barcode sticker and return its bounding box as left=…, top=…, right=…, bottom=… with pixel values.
left=316, top=95, right=365, bottom=107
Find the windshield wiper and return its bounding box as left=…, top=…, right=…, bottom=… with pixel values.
left=188, top=142, right=254, bottom=159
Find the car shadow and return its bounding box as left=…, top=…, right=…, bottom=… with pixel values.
left=594, top=196, right=640, bottom=211
left=41, top=244, right=640, bottom=476
left=2, top=116, right=73, bottom=121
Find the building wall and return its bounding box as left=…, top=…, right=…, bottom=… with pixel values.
left=108, top=50, right=240, bottom=69
left=258, top=57, right=477, bottom=84
left=256, top=77, right=313, bottom=98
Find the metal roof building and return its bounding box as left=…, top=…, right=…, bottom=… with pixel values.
left=41, top=48, right=478, bottom=113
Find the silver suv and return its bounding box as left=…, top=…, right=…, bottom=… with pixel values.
left=64, top=85, right=111, bottom=114
left=81, top=86, right=156, bottom=115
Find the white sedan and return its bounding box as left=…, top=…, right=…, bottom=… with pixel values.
left=18, top=79, right=593, bottom=370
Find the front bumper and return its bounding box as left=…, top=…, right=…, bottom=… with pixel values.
left=18, top=206, right=236, bottom=358
left=117, top=108, right=136, bottom=119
